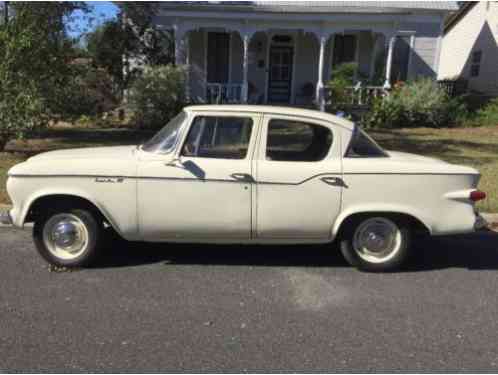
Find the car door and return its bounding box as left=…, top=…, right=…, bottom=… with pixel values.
left=255, top=114, right=343, bottom=239
left=138, top=111, right=259, bottom=240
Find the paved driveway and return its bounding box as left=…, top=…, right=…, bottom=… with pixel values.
left=1, top=227, right=498, bottom=372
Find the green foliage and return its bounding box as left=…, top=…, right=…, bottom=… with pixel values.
left=364, top=79, right=468, bottom=129
left=114, top=3, right=174, bottom=72
left=84, top=3, right=174, bottom=92
left=0, top=2, right=88, bottom=150
left=326, top=63, right=358, bottom=112
left=128, top=65, right=186, bottom=129
left=62, top=64, right=120, bottom=120
left=464, top=98, right=498, bottom=127
left=0, top=83, right=48, bottom=150
left=85, top=20, right=125, bottom=91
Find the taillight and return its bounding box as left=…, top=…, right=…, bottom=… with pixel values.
left=470, top=190, right=486, bottom=202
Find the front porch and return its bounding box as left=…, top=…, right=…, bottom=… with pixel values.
left=174, top=26, right=411, bottom=111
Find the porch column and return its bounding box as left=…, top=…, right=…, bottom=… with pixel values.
left=316, top=34, right=328, bottom=112
left=383, top=34, right=396, bottom=89
left=241, top=31, right=252, bottom=103
left=174, top=26, right=186, bottom=66
left=174, top=25, right=190, bottom=101
left=369, top=33, right=380, bottom=80
left=185, top=32, right=190, bottom=102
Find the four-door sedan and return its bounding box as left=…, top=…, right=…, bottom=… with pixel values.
left=1, top=105, right=487, bottom=271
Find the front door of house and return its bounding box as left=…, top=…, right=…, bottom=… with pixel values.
left=268, top=46, right=294, bottom=104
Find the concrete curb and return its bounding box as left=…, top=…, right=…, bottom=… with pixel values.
left=482, top=213, right=498, bottom=231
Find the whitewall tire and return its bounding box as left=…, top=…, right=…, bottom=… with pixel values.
left=33, top=209, right=101, bottom=267
left=340, top=216, right=411, bottom=272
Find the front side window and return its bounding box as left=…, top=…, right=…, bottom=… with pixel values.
left=181, top=116, right=253, bottom=159
left=141, top=111, right=187, bottom=154
left=266, top=119, right=333, bottom=162
left=345, top=127, right=388, bottom=158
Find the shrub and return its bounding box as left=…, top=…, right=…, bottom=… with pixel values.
left=326, top=63, right=357, bottom=112
left=0, top=83, right=49, bottom=151
left=62, top=65, right=121, bottom=121
left=128, top=65, right=186, bottom=129
left=364, top=78, right=467, bottom=128
left=464, top=98, right=498, bottom=127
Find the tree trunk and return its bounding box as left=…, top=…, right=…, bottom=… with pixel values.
left=0, top=136, right=8, bottom=152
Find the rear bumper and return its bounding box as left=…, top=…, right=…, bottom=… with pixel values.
left=0, top=210, right=13, bottom=225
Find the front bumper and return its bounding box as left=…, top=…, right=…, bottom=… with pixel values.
left=0, top=210, right=13, bottom=225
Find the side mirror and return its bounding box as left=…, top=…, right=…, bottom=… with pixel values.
left=165, top=157, right=183, bottom=168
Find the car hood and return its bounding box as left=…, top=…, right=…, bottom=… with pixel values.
left=27, top=146, right=137, bottom=162
left=9, top=146, right=138, bottom=177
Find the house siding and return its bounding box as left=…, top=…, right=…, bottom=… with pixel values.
left=400, top=22, right=441, bottom=79
left=439, top=2, right=498, bottom=95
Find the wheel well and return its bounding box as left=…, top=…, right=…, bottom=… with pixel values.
left=336, top=212, right=431, bottom=239
left=25, top=195, right=106, bottom=225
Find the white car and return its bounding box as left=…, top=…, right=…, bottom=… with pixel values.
left=1, top=105, right=487, bottom=271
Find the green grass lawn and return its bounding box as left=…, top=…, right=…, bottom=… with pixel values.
left=1, top=125, right=497, bottom=212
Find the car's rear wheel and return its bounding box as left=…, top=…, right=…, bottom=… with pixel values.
left=33, top=209, right=101, bottom=267
left=340, top=216, right=411, bottom=272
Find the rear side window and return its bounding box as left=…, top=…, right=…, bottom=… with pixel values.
left=181, top=116, right=253, bottom=159
left=266, top=119, right=333, bottom=162
left=345, top=128, right=388, bottom=158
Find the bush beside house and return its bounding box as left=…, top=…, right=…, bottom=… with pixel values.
left=463, top=98, right=498, bottom=128
left=128, top=65, right=186, bottom=129
left=363, top=79, right=467, bottom=129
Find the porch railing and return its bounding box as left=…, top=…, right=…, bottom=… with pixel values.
left=324, top=84, right=388, bottom=108
left=206, top=83, right=243, bottom=104
left=437, top=79, right=468, bottom=98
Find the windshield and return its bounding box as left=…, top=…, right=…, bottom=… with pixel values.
left=141, top=111, right=187, bottom=154
left=345, top=127, right=388, bottom=158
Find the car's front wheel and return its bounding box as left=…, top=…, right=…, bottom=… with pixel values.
left=340, top=216, right=411, bottom=272
left=33, top=209, right=101, bottom=268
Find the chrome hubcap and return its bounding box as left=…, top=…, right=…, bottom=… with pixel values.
left=353, top=218, right=401, bottom=264
left=43, top=214, right=89, bottom=260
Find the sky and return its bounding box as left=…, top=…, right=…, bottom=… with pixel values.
left=68, top=1, right=119, bottom=38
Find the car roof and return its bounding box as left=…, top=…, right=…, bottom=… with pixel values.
left=184, top=104, right=355, bottom=131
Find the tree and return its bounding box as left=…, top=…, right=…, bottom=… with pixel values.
left=0, top=2, right=88, bottom=150
left=86, top=20, right=125, bottom=92
left=113, top=2, right=174, bottom=78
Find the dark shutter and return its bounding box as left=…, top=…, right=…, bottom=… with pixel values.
left=207, top=32, right=230, bottom=83
left=333, top=35, right=357, bottom=66
left=392, top=36, right=411, bottom=82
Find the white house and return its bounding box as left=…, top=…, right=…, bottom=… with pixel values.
left=439, top=1, right=498, bottom=96
left=154, top=1, right=458, bottom=109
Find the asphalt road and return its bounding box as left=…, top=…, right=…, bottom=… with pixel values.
left=1, top=228, right=498, bottom=372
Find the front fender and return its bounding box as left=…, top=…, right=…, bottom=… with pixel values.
left=8, top=177, right=138, bottom=241
left=331, top=203, right=433, bottom=239
left=18, top=188, right=121, bottom=232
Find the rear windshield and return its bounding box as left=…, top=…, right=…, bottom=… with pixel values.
left=345, top=127, right=388, bottom=158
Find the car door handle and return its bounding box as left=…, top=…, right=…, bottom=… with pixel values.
left=230, top=173, right=254, bottom=183
left=320, top=177, right=346, bottom=187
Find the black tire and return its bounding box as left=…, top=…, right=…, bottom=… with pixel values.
left=340, top=216, right=411, bottom=272
left=33, top=209, right=101, bottom=268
